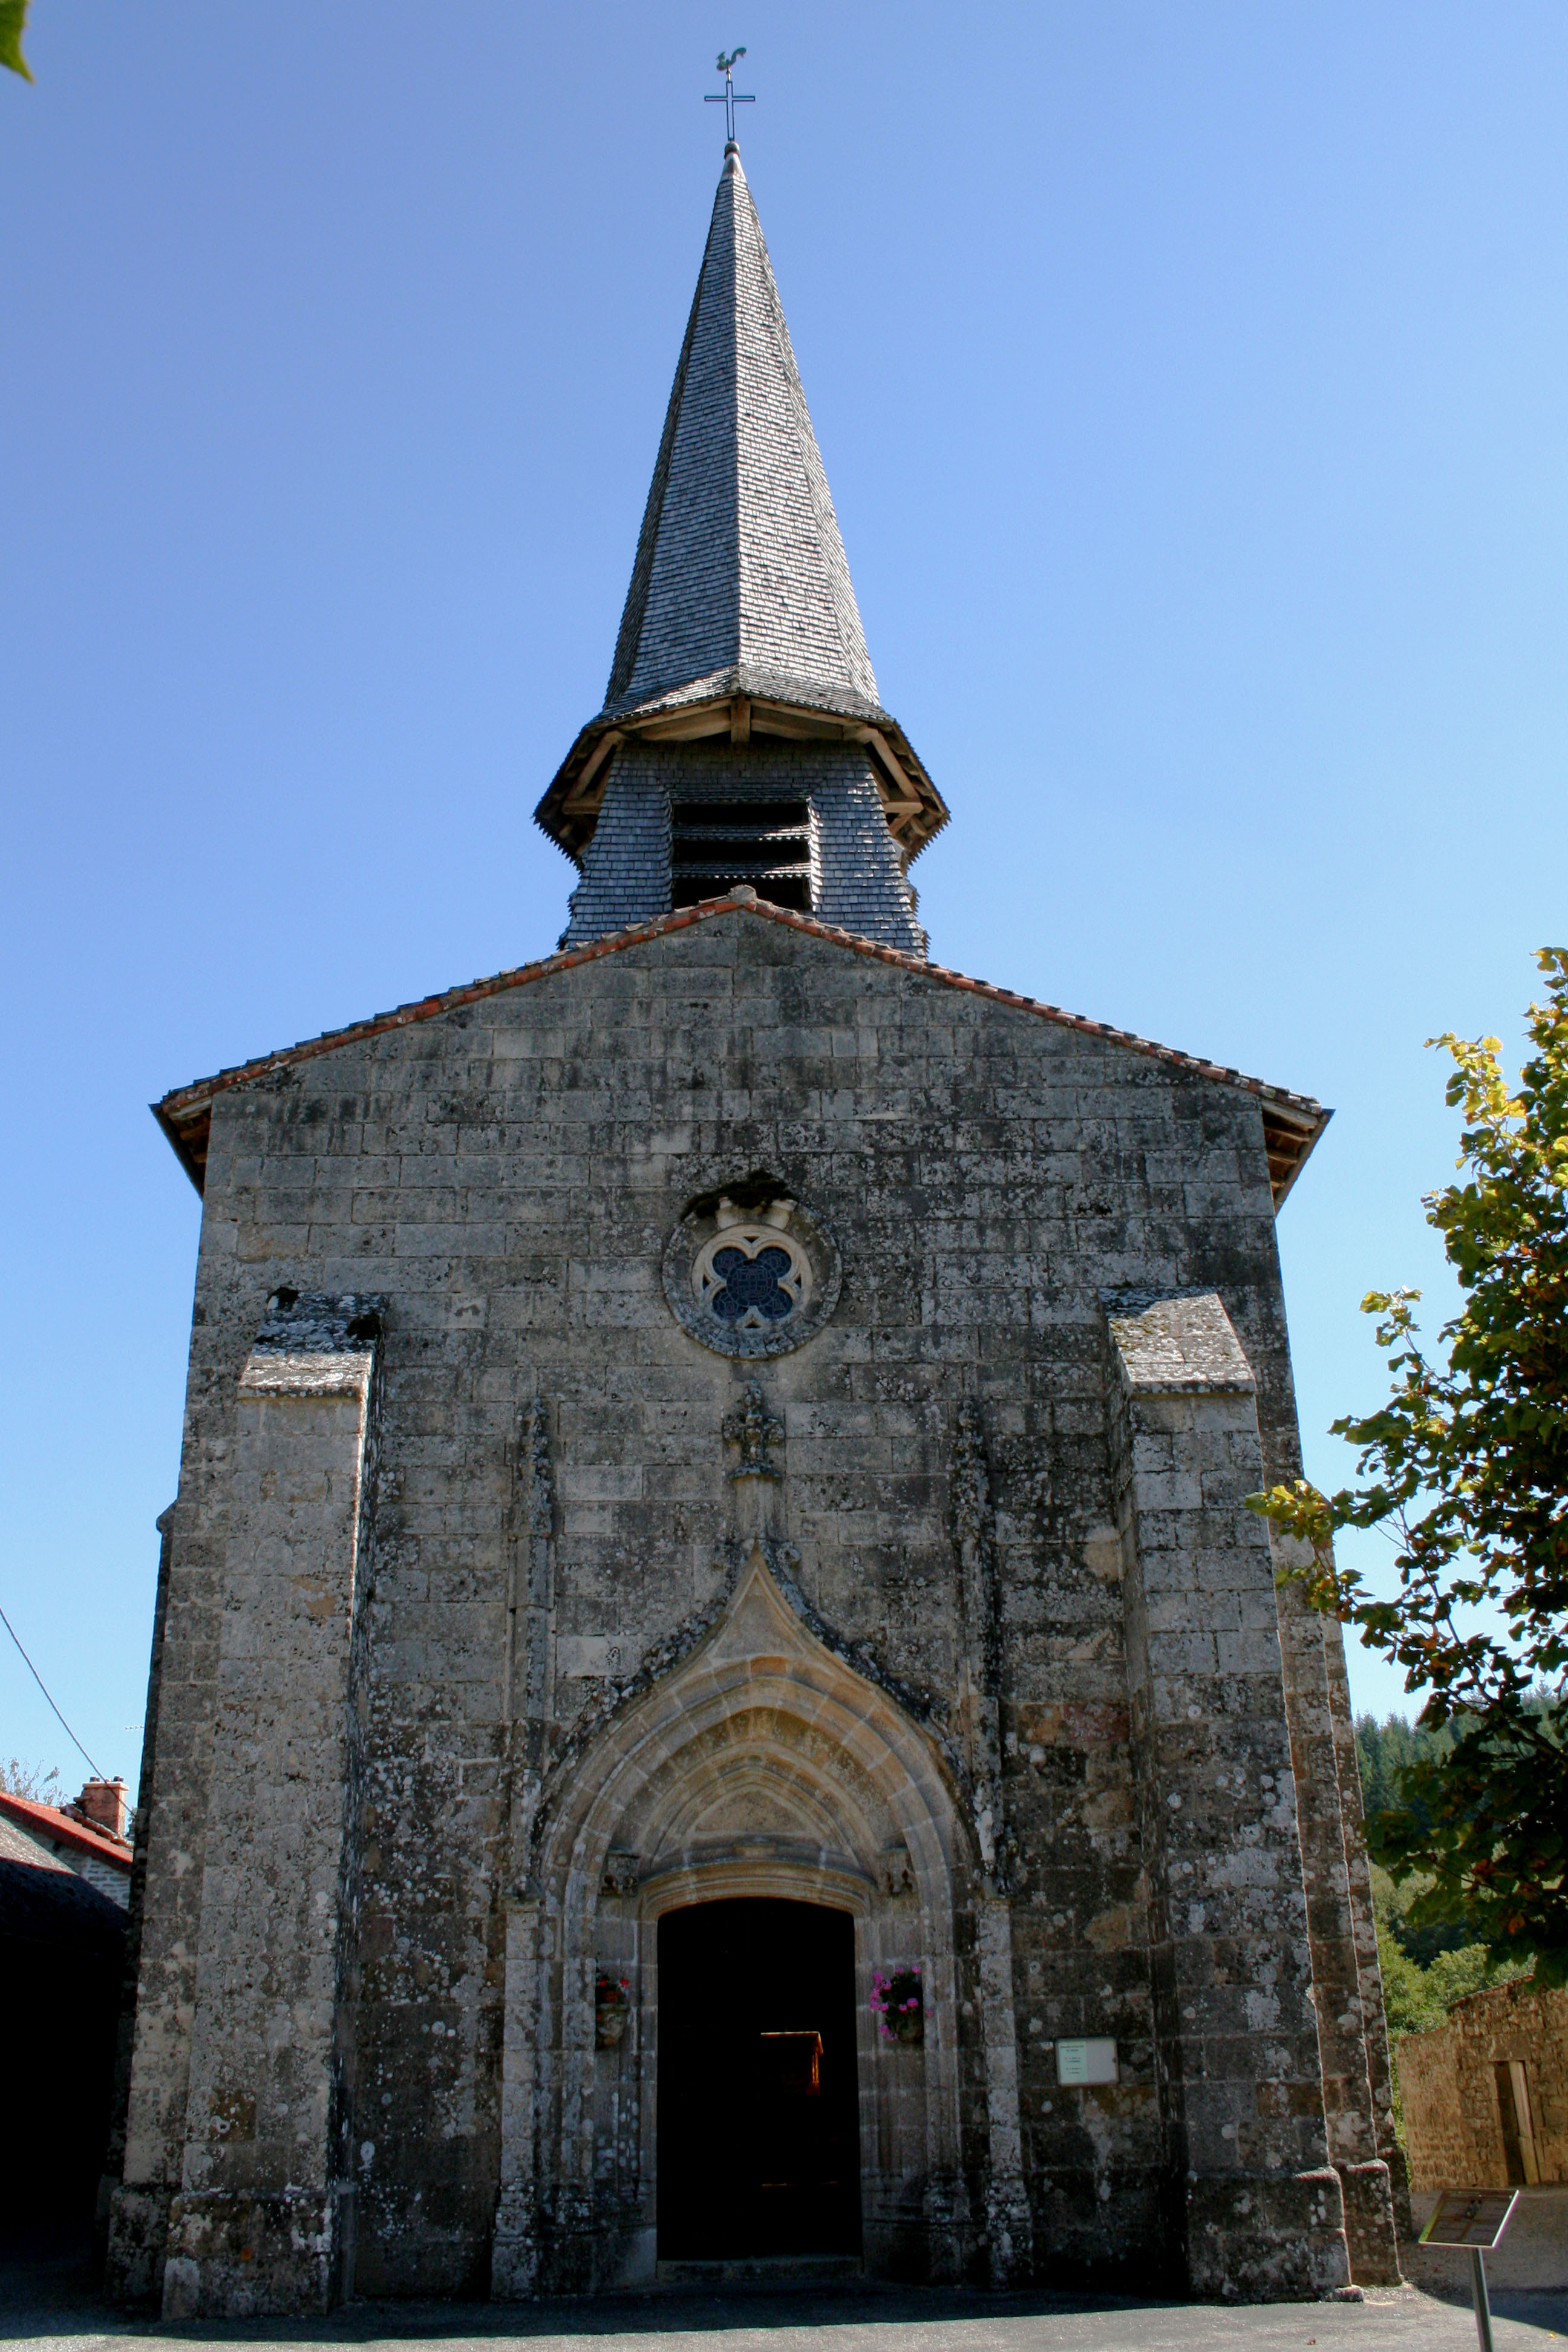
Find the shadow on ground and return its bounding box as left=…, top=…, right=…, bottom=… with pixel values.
left=3, top=2228, right=1567, bottom=2348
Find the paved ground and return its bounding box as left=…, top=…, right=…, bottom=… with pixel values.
left=2, top=2238, right=1564, bottom=2352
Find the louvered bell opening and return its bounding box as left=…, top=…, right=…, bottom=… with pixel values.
left=670, top=799, right=812, bottom=913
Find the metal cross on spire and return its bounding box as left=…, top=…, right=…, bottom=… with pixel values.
left=705, top=48, right=754, bottom=145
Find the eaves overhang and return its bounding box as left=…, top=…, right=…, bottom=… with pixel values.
left=0, top=1793, right=133, bottom=1875
left=532, top=667, right=950, bottom=868
left=152, top=894, right=1329, bottom=1210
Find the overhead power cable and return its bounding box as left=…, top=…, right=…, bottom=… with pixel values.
left=0, top=1599, right=106, bottom=1779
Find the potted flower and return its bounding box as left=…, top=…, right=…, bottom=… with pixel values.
left=871, top=1965, right=923, bottom=2045
left=595, top=1973, right=630, bottom=2049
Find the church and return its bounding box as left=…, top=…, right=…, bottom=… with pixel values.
left=103, top=137, right=1404, bottom=2313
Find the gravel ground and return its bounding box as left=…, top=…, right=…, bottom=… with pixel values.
left=2, top=2238, right=1564, bottom=2352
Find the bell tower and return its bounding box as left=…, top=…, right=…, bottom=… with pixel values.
left=533, top=143, right=949, bottom=953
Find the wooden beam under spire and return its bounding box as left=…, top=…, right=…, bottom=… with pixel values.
left=563, top=729, right=624, bottom=811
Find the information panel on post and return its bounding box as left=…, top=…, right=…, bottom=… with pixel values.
left=1418, top=2190, right=1520, bottom=2250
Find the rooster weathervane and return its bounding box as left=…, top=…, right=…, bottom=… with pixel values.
left=705, top=48, right=755, bottom=145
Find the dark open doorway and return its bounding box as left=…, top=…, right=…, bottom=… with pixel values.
left=657, top=1896, right=861, bottom=2261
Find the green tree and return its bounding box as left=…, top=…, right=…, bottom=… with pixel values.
left=1354, top=1711, right=1452, bottom=1829
left=1373, top=1921, right=1506, bottom=2039
left=1, top=1, right=33, bottom=83
left=1252, top=948, right=1568, bottom=1983
left=1370, top=1872, right=1527, bottom=2149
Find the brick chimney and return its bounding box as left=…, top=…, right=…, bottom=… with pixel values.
left=76, top=1777, right=128, bottom=1841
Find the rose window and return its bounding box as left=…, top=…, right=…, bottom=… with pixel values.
left=693, top=1225, right=810, bottom=1332
left=664, top=1187, right=840, bottom=1359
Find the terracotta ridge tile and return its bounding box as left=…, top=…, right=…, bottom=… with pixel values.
left=154, top=893, right=1328, bottom=1141
left=0, top=1792, right=132, bottom=1867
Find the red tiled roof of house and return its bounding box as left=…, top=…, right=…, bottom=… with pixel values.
left=152, top=892, right=1331, bottom=1209
left=0, top=1792, right=132, bottom=1874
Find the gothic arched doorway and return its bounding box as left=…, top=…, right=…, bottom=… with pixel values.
left=491, top=1544, right=1008, bottom=2295
left=657, top=1896, right=861, bottom=2261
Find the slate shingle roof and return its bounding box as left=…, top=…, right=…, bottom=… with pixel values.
left=607, top=145, right=878, bottom=717
left=532, top=151, right=950, bottom=871
left=0, top=1794, right=132, bottom=1877
left=0, top=1814, right=70, bottom=1874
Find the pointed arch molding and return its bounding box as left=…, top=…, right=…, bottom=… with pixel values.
left=526, top=1535, right=971, bottom=1886
left=493, top=1543, right=991, bottom=2295
left=539, top=1541, right=972, bottom=1917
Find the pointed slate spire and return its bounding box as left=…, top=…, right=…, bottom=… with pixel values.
left=534, top=148, right=947, bottom=929
left=606, top=145, right=879, bottom=718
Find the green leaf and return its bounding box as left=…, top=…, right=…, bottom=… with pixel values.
left=0, top=0, right=33, bottom=82
left=1256, top=946, right=1568, bottom=1981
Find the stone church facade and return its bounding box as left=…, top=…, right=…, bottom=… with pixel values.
left=103, top=144, right=1403, bottom=2313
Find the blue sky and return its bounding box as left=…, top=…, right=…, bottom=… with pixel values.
left=2, top=3, right=1564, bottom=1792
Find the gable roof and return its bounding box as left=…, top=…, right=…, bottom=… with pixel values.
left=0, top=1793, right=132, bottom=1877
left=153, top=893, right=1330, bottom=1208
left=0, top=1814, right=70, bottom=1874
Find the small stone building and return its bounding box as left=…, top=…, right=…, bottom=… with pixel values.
left=0, top=1816, right=126, bottom=2220
left=103, top=143, right=1403, bottom=2314
left=1400, top=1979, right=1567, bottom=2193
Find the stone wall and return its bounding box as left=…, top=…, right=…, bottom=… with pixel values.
left=107, top=904, right=1390, bottom=2310
left=1399, top=1979, right=1568, bottom=2194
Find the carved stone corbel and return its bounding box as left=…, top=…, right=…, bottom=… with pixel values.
left=600, top=1851, right=639, bottom=1897
left=722, top=1380, right=785, bottom=1479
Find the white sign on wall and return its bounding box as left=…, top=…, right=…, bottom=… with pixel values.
left=1056, top=2037, right=1118, bottom=2086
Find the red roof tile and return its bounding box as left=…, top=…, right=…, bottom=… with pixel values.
left=0, top=1792, right=132, bottom=1873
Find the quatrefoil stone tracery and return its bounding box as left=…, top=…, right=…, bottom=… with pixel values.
left=693, top=1226, right=811, bottom=1331
left=662, top=1194, right=842, bottom=1360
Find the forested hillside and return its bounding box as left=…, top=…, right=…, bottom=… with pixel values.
left=1354, top=1712, right=1451, bottom=1831
left=1353, top=1713, right=1529, bottom=2062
